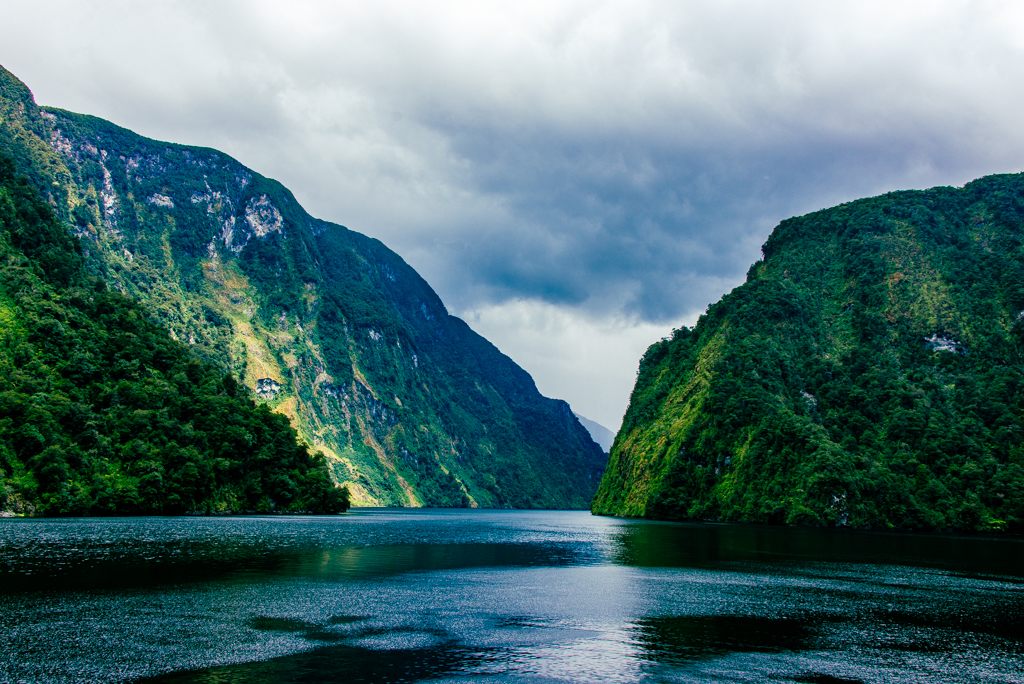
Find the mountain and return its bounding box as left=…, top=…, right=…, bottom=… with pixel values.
left=0, top=155, right=346, bottom=516
left=0, top=66, right=605, bottom=508
left=574, top=414, right=615, bottom=453
left=593, top=174, right=1024, bottom=532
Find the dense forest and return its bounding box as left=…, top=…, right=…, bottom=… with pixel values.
left=0, top=64, right=604, bottom=510
left=0, top=156, right=348, bottom=515
left=594, top=174, right=1024, bottom=532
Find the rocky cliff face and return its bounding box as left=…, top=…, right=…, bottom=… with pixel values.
left=594, top=174, right=1024, bottom=531
left=0, top=65, right=605, bottom=508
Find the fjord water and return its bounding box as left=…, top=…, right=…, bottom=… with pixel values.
left=1, top=511, right=1021, bottom=683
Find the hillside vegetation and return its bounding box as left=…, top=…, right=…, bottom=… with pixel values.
left=0, top=65, right=604, bottom=508
left=594, top=174, right=1024, bottom=532
left=0, top=156, right=347, bottom=515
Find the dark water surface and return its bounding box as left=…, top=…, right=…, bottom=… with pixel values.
left=1, top=510, right=1021, bottom=683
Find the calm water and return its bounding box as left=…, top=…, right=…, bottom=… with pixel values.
left=1, top=510, right=1021, bottom=683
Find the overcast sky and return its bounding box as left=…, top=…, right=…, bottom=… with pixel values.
left=4, top=1, right=1024, bottom=428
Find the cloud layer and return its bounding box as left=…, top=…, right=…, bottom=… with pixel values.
left=4, top=1, right=1024, bottom=426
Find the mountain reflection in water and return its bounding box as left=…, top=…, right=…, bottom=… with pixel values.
left=1, top=510, right=1020, bottom=683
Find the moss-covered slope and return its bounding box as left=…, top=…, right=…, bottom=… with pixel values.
left=594, top=174, right=1024, bottom=531
left=0, top=65, right=604, bottom=508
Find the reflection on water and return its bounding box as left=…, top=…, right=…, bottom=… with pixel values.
left=0, top=515, right=589, bottom=593
left=611, top=519, right=1024, bottom=576
left=1, top=510, right=1021, bottom=683
left=286, top=541, right=582, bottom=581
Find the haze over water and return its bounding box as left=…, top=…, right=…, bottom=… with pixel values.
left=2, top=510, right=1021, bottom=682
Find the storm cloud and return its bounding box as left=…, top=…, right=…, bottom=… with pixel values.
left=4, top=1, right=1024, bottom=427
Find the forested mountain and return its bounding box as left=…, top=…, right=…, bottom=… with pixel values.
left=0, top=155, right=347, bottom=515
left=594, top=174, right=1024, bottom=532
left=0, top=66, right=604, bottom=508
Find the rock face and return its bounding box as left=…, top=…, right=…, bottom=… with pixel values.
left=594, top=174, right=1024, bottom=531
left=0, top=65, right=605, bottom=508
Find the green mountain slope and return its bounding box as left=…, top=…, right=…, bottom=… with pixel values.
left=594, top=174, right=1024, bottom=531
left=0, top=66, right=605, bottom=508
left=0, top=155, right=347, bottom=516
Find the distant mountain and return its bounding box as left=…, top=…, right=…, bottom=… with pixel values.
left=0, top=65, right=605, bottom=508
left=574, top=414, right=615, bottom=453
left=594, top=174, right=1024, bottom=532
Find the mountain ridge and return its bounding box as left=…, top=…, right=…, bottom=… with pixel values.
left=574, top=413, right=615, bottom=453
left=0, top=65, right=605, bottom=509
left=594, top=173, right=1024, bottom=531
left=0, top=152, right=347, bottom=516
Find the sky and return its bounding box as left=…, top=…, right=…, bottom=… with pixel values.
left=3, top=1, right=1024, bottom=429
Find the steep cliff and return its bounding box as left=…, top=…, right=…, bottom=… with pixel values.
left=594, top=174, right=1024, bottom=531
left=0, top=154, right=346, bottom=515
left=0, top=65, right=605, bottom=508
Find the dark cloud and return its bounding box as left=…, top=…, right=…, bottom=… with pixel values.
left=415, top=99, right=1024, bottom=322
left=4, top=0, right=1024, bottom=426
